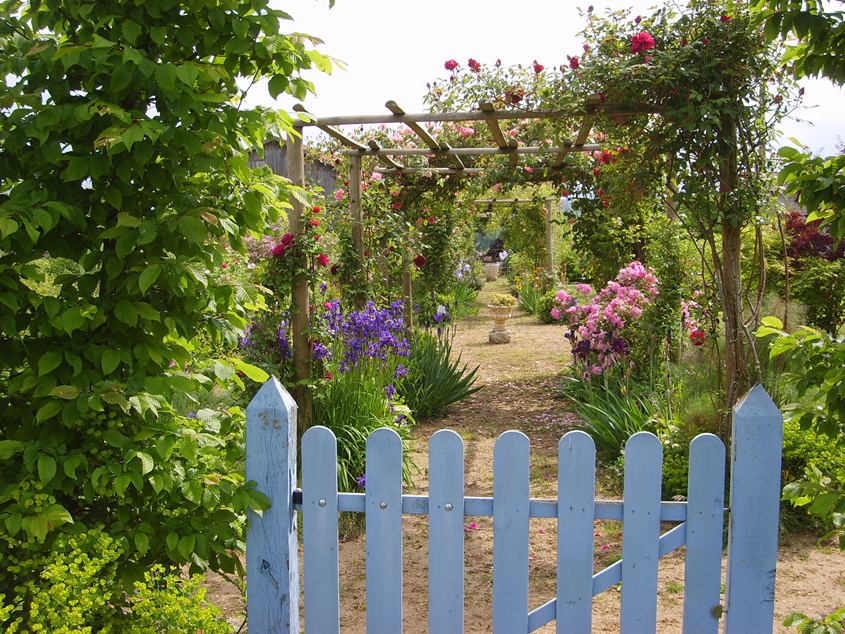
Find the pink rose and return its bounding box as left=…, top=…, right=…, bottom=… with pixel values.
left=550, top=307, right=562, bottom=321
left=630, top=31, right=655, bottom=54
left=334, top=188, right=346, bottom=201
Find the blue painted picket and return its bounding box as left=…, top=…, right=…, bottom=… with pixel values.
left=246, top=380, right=783, bottom=633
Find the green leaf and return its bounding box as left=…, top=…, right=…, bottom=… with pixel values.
left=181, top=479, right=202, bottom=505
left=760, top=316, right=783, bottom=329
left=231, top=358, right=269, bottom=383
left=101, top=349, right=121, bottom=375
left=0, top=218, right=19, bottom=239
left=4, top=513, right=22, bottom=536
left=38, top=350, right=63, bottom=376
left=134, top=302, right=160, bottom=321
left=177, top=534, right=196, bottom=560
left=36, top=400, right=63, bottom=422
left=38, top=455, right=57, bottom=484
left=0, top=440, right=25, bottom=460
left=134, top=532, right=150, bottom=555
left=139, top=264, right=161, bottom=293
left=135, top=451, right=155, bottom=476
left=61, top=307, right=86, bottom=335
left=178, top=216, right=207, bottom=243
left=122, top=19, right=143, bottom=45
left=114, top=299, right=138, bottom=326
left=114, top=473, right=132, bottom=496
left=50, top=385, right=80, bottom=400
left=63, top=454, right=82, bottom=478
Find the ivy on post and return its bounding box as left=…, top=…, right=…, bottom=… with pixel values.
left=246, top=378, right=299, bottom=634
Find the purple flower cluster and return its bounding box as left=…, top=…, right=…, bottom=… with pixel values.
left=277, top=319, right=291, bottom=360
left=327, top=300, right=410, bottom=372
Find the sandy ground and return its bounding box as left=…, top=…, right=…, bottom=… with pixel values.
left=209, top=279, right=845, bottom=632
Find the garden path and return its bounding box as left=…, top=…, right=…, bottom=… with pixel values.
left=208, top=279, right=845, bottom=631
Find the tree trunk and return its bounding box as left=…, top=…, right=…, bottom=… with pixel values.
left=719, top=115, right=749, bottom=413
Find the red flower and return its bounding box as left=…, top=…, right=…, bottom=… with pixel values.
left=323, top=301, right=333, bottom=309
left=524, top=166, right=534, bottom=174
left=310, top=218, right=320, bottom=227
left=468, top=58, right=481, bottom=72
left=680, top=37, right=689, bottom=46
left=504, top=87, right=524, bottom=104
left=444, top=59, right=458, bottom=71
left=720, top=14, right=732, bottom=22
left=601, top=198, right=610, bottom=208
left=324, top=371, right=333, bottom=381
left=427, top=215, right=436, bottom=224
left=593, top=168, right=602, bottom=178
left=630, top=31, right=655, bottom=54
left=414, top=254, right=427, bottom=268
left=364, top=249, right=370, bottom=257
left=271, top=244, right=286, bottom=257
left=599, top=92, right=606, bottom=103
left=314, top=234, right=321, bottom=241
left=561, top=189, right=570, bottom=198
left=221, top=262, right=228, bottom=268
left=391, top=201, right=402, bottom=209
left=701, top=36, right=710, bottom=45
left=533, top=60, right=544, bottom=73
left=316, top=253, right=329, bottom=267
left=596, top=188, right=605, bottom=197
left=311, top=205, right=321, bottom=213
left=689, top=328, right=706, bottom=346
left=330, top=263, right=339, bottom=275
left=774, top=94, right=783, bottom=104
left=280, top=232, right=294, bottom=246
left=568, top=55, right=580, bottom=69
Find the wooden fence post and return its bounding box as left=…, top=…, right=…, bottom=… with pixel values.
left=724, top=384, right=783, bottom=633
left=246, top=378, right=299, bottom=634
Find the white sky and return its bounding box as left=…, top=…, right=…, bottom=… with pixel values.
left=251, top=0, right=844, bottom=154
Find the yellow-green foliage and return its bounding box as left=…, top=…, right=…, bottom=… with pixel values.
left=0, top=530, right=230, bottom=633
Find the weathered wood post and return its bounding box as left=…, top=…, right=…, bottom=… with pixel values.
left=287, top=131, right=312, bottom=430
left=544, top=198, right=555, bottom=278
left=350, top=154, right=365, bottom=308
left=246, top=378, right=299, bottom=634
left=724, top=384, right=783, bottom=633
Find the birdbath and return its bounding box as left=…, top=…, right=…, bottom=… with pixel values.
left=487, top=293, right=516, bottom=344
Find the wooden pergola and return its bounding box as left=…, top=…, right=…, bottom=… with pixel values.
left=285, top=97, right=603, bottom=427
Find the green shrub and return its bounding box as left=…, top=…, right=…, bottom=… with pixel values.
left=517, top=283, right=542, bottom=315
left=561, top=371, right=659, bottom=459
left=398, top=327, right=481, bottom=420
left=451, top=279, right=479, bottom=317
left=784, top=607, right=845, bottom=633
left=0, top=529, right=231, bottom=633
left=535, top=290, right=558, bottom=324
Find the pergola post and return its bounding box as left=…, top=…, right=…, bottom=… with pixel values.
left=349, top=154, right=365, bottom=307
left=402, top=255, right=413, bottom=328
left=286, top=132, right=312, bottom=431
left=544, top=198, right=555, bottom=278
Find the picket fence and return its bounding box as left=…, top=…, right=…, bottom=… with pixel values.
left=245, top=378, right=783, bottom=633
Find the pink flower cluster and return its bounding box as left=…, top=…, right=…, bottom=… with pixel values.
left=551, top=262, right=659, bottom=377
left=681, top=290, right=707, bottom=346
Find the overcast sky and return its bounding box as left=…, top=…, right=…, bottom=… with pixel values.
left=252, top=0, right=844, bottom=154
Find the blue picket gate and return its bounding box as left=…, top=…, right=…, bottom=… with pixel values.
left=245, top=378, right=783, bottom=633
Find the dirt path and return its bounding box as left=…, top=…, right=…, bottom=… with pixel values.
left=210, top=279, right=845, bottom=632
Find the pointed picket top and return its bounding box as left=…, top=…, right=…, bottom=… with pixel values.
left=733, top=383, right=780, bottom=422
left=247, top=376, right=298, bottom=416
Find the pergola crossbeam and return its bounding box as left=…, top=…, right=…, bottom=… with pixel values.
left=479, top=102, right=515, bottom=151
left=385, top=100, right=440, bottom=151
left=293, top=104, right=368, bottom=152
left=368, top=140, right=404, bottom=171
left=381, top=167, right=482, bottom=175
left=439, top=143, right=465, bottom=170
left=342, top=145, right=599, bottom=157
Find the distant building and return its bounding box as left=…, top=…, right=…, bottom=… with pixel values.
left=249, top=140, right=338, bottom=198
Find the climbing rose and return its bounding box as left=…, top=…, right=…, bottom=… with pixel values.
left=428, top=215, right=436, bottom=224
left=444, top=59, right=458, bottom=71
left=271, top=244, right=286, bottom=257
left=316, top=253, right=329, bottom=267
left=311, top=205, right=321, bottom=213
left=468, top=58, right=481, bottom=72
left=568, top=55, right=580, bottom=69
left=630, top=31, right=655, bottom=54
left=310, top=218, right=320, bottom=227
left=334, top=188, right=346, bottom=201
left=414, top=254, right=427, bottom=268
left=720, top=14, right=732, bottom=22
left=533, top=60, right=544, bottom=73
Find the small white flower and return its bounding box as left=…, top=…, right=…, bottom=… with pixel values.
left=499, top=250, right=508, bottom=261
left=436, top=304, right=447, bottom=315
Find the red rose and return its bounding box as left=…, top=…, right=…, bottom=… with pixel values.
left=568, top=55, right=580, bottom=69
left=310, top=218, right=320, bottom=227
left=596, top=188, right=605, bottom=197
left=311, top=205, right=321, bottom=213
left=414, top=254, right=427, bottom=268
left=561, top=189, right=570, bottom=198
left=593, top=168, right=601, bottom=178
left=280, top=232, right=294, bottom=246
left=681, top=37, right=689, bottom=46
left=444, top=59, right=458, bottom=71
left=427, top=215, right=436, bottom=224
left=601, top=198, right=610, bottom=208
left=774, top=94, right=783, bottom=104
left=533, top=61, right=544, bottom=73
left=221, top=262, right=228, bottom=268
left=391, top=201, right=402, bottom=209
left=316, top=253, right=329, bottom=267
left=364, top=249, right=370, bottom=257
left=271, top=244, right=286, bottom=257
left=468, top=58, right=481, bottom=72
left=324, top=371, right=333, bottom=381
left=495, top=58, right=502, bottom=67
left=701, top=36, right=710, bottom=45
left=720, top=14, right=732, bottom=22
left=330, top=263, right=339, bottom=275
left=630, top=31, right=655, bottom=54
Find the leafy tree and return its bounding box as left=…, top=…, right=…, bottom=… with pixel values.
left=0, top=0, right=329, bottom=602
left=752, top=0, right=845, bottom=239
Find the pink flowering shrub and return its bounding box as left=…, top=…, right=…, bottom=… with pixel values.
left=551, top=261, right=659, bottom=377
left=681, top=290, right=707, bottom=346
